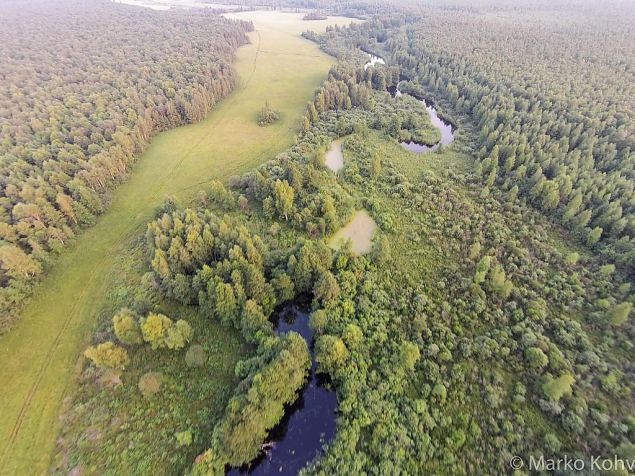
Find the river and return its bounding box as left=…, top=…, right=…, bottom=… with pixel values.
left=364, top=52, right=455, bottom=153
left=0, top=11, right=356, bottom=475
left=228, top=302, right=337, bottom=475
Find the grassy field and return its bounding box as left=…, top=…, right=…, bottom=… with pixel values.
left=52, top=243, right=252, bottom=474
left=0, top=11, right=357, bottom=475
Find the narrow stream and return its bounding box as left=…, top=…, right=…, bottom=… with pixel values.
left=391, top=85, right=455, bottom=153
left=364, top=52, right=455, bottom=153
left=228, top=302, right=337, bottom=475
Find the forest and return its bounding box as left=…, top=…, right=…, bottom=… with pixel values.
left=0, top=0, right=252, bottom=332
left=367, top=4, right=634, bottom=272
left=1, top=0, right=633, bottom=475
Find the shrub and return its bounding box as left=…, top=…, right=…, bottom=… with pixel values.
left=165, top=320, right=193, bottom=350
left=432, top=383, right=447, bottom=401
left=474, top=256, right=491, bottom=284
left=185, top=344, right=207, bottom=368
left=468, top=242, right=481, bottom=260
left=525, top=347, right=548, bottom=371
left=488, top=264, right=513, bottom=299
left=617, top=442, right=635, bottom=462
left=564, top=252, right=580, bottom=265
left=608, top=302, right=632, bottom=326
left=599, top=264, right=615, bottom=275
left=138, top=371, right=163, bottom=398
left=600, top=369, right=623, bottom=395
left=175, top=430, right=193, bottom=447
left=313, top=271, right=340, bottom=304
left=257, top=100, right=279, bottom=126
left=315, top=335, right=348, bottom=376
left=140, top=313, right=173, bottom=349
left=372, top=235, right=392, bottom=264
left=112, top=308, right=142, bottom=345
left=343, top=324, right=363, bottom=350
left=84, top=341, right=129, bottom=371
left=543, top=433, right=562, bottom=453
left=309, top=309, right=328, bottom=333
left=543, top=373, right=575, bottom=402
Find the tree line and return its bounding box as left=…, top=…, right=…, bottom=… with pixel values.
left=392, top=5, right=632, bottom=273
left=0, top=0, right=253, bottom=332
left=53, top=1, right=635, bottom=474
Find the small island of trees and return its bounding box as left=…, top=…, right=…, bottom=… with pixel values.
left=303, top=12, right=327, bottom=20
left=257, top=100, right=280, bottom=126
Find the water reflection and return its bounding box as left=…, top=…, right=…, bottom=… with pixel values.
left=390, top=86, right=455, bottom=153
left=324, top=139, right=344, bottom=172
left=362, top=50, right=455, bottom=153
left=228, top=303, right=337, bottom=476
left=363, top=51, right=386, bottom=70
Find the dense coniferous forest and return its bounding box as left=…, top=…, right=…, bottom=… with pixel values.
left=322, top=4, right=635, bottom=273
left=1, top=0, right=633, bottom=474
left=0, top=0, right=252, bottom=332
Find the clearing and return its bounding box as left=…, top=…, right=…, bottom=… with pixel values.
left=324, top=139, right=345, bottom=172
left=329, top=209, right=378, bottom=255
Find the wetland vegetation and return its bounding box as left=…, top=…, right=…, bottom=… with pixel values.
left=1, top=0, right=633, bottom=474
left=0, top=3, right=355, bottom=473
left=323, top=139, right=344, bottom=172
left=328, top=209, right=377, bottom=255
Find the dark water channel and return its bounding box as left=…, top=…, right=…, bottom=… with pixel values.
left=228, top=49, right=455, bottom=474
left=365, top=53, right=455, bottom=153
left=228, top=302, right=337, bottom=476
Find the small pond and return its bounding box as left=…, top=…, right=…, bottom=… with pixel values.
left=328, top=210, right=377, bottom=255
left=324, top=139, right=344, bottom=172
left=228, top=303, right=337, bottom=476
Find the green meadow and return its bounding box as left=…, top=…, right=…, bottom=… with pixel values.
left=0, top=12, right=356, bottom=475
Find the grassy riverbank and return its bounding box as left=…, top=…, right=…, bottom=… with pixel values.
left=0, top=11, right=356, bottom=475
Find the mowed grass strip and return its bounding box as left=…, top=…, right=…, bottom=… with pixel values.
left=0, top=12, right=357, bottom=475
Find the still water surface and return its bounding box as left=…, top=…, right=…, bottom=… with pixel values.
left=365, top=53, right=455, bottom=153
left=228, top=303, right=337, bottom=475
